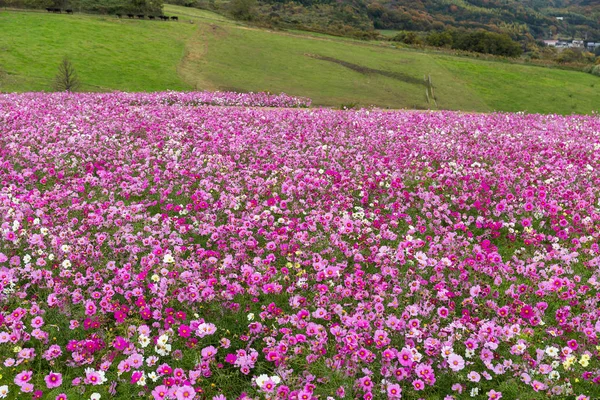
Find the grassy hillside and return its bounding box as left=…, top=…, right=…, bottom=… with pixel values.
left=1, top=6, right=599, bottom=113
left=0, top=10, right=195, bottom=91
left=435, top=56, right=600, bottom=114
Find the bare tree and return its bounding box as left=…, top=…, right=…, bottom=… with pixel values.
left=53, top=57, right=80, bottom=92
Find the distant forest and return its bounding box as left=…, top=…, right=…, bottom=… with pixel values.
left=193, top=0, right=600, bottom=42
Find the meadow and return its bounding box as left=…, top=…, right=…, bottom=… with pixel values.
left=0, top=91, right=599, bottom=400
left=0, top=6, right=599, bottom=113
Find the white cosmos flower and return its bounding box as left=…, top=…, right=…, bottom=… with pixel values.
left=545, top=346, right=559, bottom=358
left=255, top=374, right=269, bottom=388
left=157, top=334, right=169, bottom=346
left=138, top=335, right=150, bottom=348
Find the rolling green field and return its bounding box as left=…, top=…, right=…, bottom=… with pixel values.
left=1, top=5, right=599, bottom=113
left=0, top=9, right=195, bottom=91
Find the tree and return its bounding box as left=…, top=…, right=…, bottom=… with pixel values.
left=392, top=31, right=422, bottom=45
left=426, top=30, right=453, bottom=47
left=229, top=0, right=256, bottom=20
left=53, top=57, right=80, bottom=92
left=556, top=48, right=584, bottom=63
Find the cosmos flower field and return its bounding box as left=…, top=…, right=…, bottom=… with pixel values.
left=0, top=92, right=599, bottom=400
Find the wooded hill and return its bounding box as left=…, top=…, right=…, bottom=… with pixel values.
left=193, top=0, right=600, bottom=41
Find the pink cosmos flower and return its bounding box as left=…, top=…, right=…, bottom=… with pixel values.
left=412, top=379, right=425, bottom=391
left=20, top=383, right=34, bottom=393
left=387, top=383, right=402, bottom=398
left=201, top=345, right=217, bottom=359
left=520, top=305, right=534, bottom=320
left=84, top=370, right=102, bottom=385
left=31, top=316, right=44, bottom=328
left=4, top=231, right=16, bottom=242
left=447, top=354, right=465, bottom=371
left=225, top=354, right=237, bottom=364
left=357, top=376, right=373, bottom=391
left=297, top=391, right=312, bottom=400
left=531, top=380, right=546, bottom=392
left=14, top=370, right=33, bottom=387
left=175, top=385, right=196, bottom=400
left=128, top=353, right=143, bottom=369
left=178, top=324, right=191, bottom=338
left=173, top=368, right=185, bottom=380
left=467, top=371, right=481, bottom=382
left=157, top=364, right=173, bottom=375
left=398, top=348, right=413, bottom=366
left=488, top=390, right=502, bottom=400
left=84, top=300, right=97, bottom=316
left=262, top=379, right=276, bottom=392
left=131, top=371, right=143, bottom=384
left=113, top=336, right=128, bottom=351
left=152, top=385, right=169, bottom=400
left=452, top=384, right=464, bottom=394
left=114, top=310, right=127, bottom=323
left=44, top=372, right=63, bottom=389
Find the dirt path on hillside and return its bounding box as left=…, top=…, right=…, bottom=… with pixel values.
left=177, top=23, right=218, bottom=91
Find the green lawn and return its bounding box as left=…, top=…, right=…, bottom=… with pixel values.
left=0, top=10, right=195, bottom=91
left=180, top=21, right=487, bottom=110
left=1, top=6, right=599, bottom=113
left=376, top=29, right=400, bottom=38
left=433, top=56, right=600, bottom=114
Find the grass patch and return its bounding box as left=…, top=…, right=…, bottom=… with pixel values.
left=433, top=55, right=600, bottom=114
left=0, top=10, right=195, bottom=92
left=181, top=18, right=484, bottom=110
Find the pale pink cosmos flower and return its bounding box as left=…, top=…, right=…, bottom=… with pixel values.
left=175, top=385, right=196, bottom=400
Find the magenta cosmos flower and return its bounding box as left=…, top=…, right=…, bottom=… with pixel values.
left=520, top=305, right=535, bottom=320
